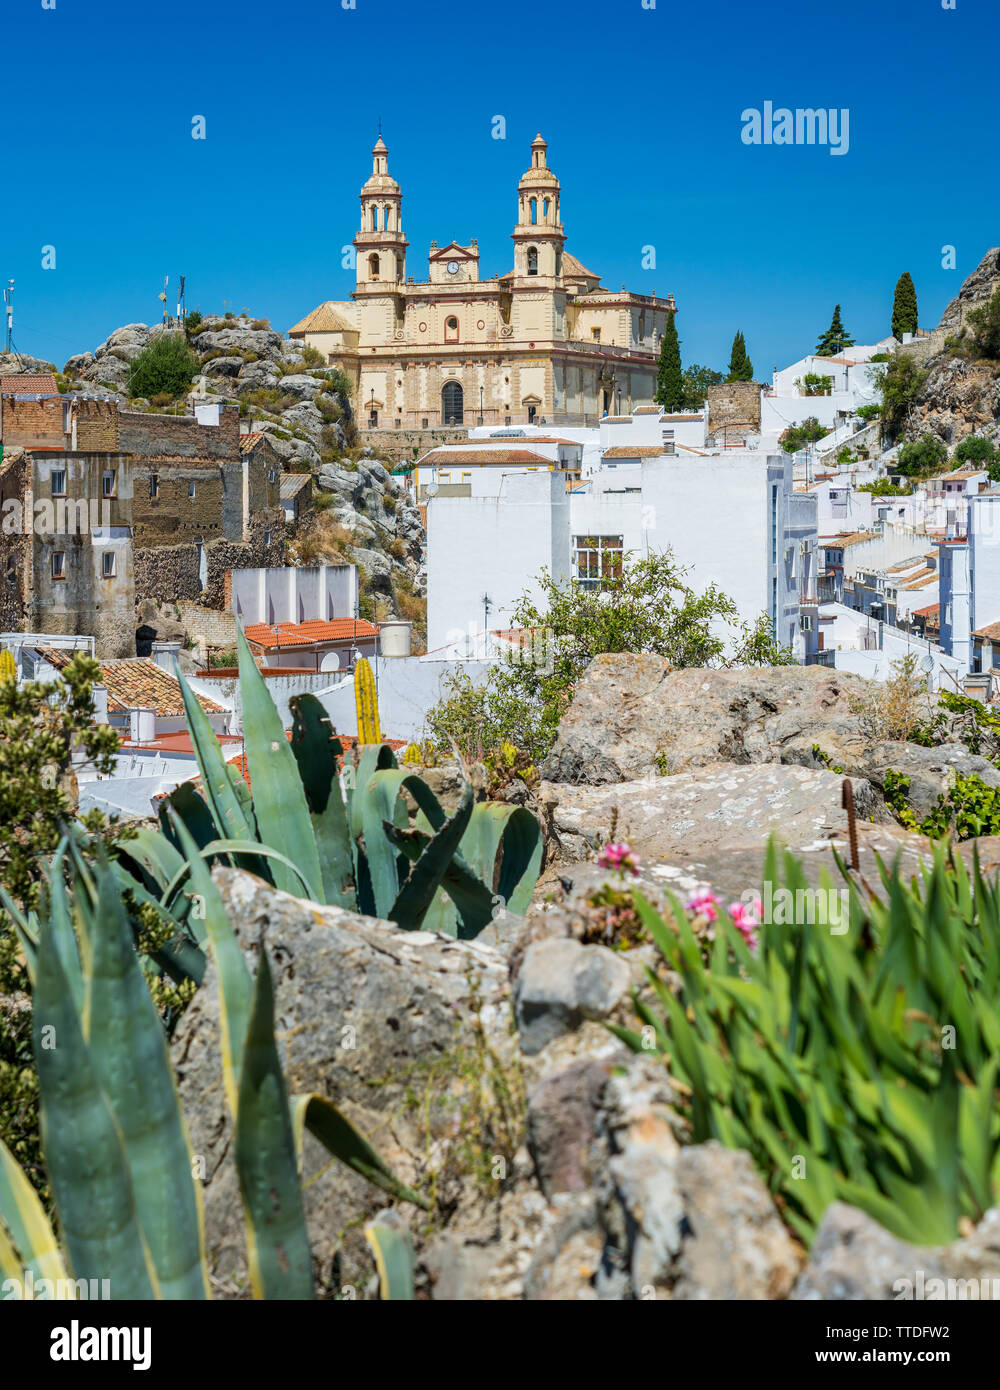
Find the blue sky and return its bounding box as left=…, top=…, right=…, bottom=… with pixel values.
left=5, top=0, right=996, bottom=376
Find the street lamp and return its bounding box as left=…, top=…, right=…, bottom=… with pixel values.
left=479, top=385, right=484, bottom=426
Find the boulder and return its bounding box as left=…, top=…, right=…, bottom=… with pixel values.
left=277, top=372, right=325, bottom=400
left=62, top=351, right=95, bottom=376
left=541, top=657, right=874, bottom=785
left=200, top=355, right=244, bottom=379
left=172, top=868, right=513, bottom=1294
left=514, top=937, right=631, bottom=1054
left=192, top=327, right=283, bottom=359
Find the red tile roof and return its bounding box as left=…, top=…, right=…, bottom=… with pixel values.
left=423, top=448, right=553, bottom=466
left=243, top=619, right=377, bottom=650
left=913, top=603, right=939, bottom=619
left=37, top=648, right=224, bottom=716
left=1, top=373, right=59, bottom=396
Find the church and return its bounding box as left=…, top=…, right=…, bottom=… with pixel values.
left=288, top=132, right=676, bottom=430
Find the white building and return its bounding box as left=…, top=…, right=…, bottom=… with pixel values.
left=425, top=416, right=817, bottom=661
left=938, top=491, right=1000, bottom=672
left=762, top=341, right=892, bottom=436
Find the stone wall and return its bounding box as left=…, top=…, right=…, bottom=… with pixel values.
left=1, top=396, right=66, bottom=450
left=0, top=450, right=30, bottom=631
left=132, top=461, right=226, bottom=545
left=707, top=380, right=762, bottom=432
left=358, top=426, right=467, bottom=463
left=177, top=601, right=238, bottom=649
left=134, top=531, right=286, bottom=612
left=119, top=404, right=240, bottom=461
left=74, top=398, right=120, bottom=451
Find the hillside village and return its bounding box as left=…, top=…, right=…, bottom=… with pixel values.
left=6, top=129, right=1000, bottom=1310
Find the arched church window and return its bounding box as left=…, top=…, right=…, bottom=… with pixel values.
left=368, top=253, right=380, bottom=279
left=445, top=316, right=459, bottom=342
left=543, top=198, right=549, bottom=220
left=442, top=381, right=464, bottom=425
left=527, top=247, right=538, bottom=276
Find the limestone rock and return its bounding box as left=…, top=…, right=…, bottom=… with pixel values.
left=514, top=937, right=631, bottom=1054
left=200, top=355, right=244, bottom=378
left=541, top=657, right=874, bottom=784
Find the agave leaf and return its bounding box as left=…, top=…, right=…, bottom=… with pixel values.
left=33, top=905, right=157, bottom=1298
left=365, top=1223, right=415, bottom=1300
left=387, top=780, right=475, bottom=930
left=234, top=951, right=313, bottom=1300
left=358, top=769, right=412, bottom=918
left=175, top=660, right=255, bottom=849
left=167, top=811, right=252, bottom=1121
left=161, top=838, right=321, bottom=907
left=290, top=1095, right=428, bottom=1210
left=84, top=858, right=209, bottom=1300
left=290, top=695, right=355, bottom=908
left=236, top=629, right=325, bottom=901
left=0, top=1136, right=68, bottom=1287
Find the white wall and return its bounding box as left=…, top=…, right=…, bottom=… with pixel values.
left=231, top=563, right=357, bottom=625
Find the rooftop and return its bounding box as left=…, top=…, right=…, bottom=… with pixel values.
left=243, top=619, right=378, bottom=650
left=38, top=649, right=224, bottom=716
left=1, top=372, right=60, bottom=397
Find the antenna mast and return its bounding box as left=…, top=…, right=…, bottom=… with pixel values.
left=3, top=281, right=13, bottom=353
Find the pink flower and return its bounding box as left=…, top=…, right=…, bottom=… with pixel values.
left=686, top=886, right=721, bottom=922
left=598, top=841, right=641, bottom=877
left=727, top=899, right=760, bottom=951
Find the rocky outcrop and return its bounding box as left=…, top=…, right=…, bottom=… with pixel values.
left=540, top=658, right=874, bottom=784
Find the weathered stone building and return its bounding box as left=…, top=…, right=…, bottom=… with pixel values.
left=289, top=133, right=676, bottom=430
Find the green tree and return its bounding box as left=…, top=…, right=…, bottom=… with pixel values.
left=896, top=433, right=947, bottom=477
left=654, top=312, right=684, bottom=411
left=427, top=552, right=783, bottom=765
left=953, top=435, right=997, bottom=468
left=128, top=331, right=200, bottom=399
left=681, top=363, right=723, bottom=409
left=891, top=272, right=919, bottom=341
left=881, top=354, right=929, bottom=442
left=815, top=304, right=855, bottom=356
left=726, top=331, right=754, bottom=381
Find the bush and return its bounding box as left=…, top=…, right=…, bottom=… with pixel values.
left=897, top=432, right=947, bottom=476
left=953, top=435, right=997, bottom=468
left=127, top=332, right=200, bottom=400
left=847, top=652, right=928, bottom=742
left=250, top=318, right=270, bottom=331
left=780, top=417, right=829, bottom=453
left=856, top=402, right=881, bottom=422
left=183, top=310, right=203, bottom=336
left=857, top=479, right=912, bottom=496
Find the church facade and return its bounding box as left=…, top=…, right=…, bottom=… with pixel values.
left=289, top=133, right=676, bottom=430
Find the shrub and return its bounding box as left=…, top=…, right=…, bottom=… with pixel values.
left=897, top=432, right=947, bottom=476
left=127, top=332, right=200, bottom=400
left=779, top=417, right=829, bottom=453
left=856, top=402, right=881, bottom=422
left=250, top=318, right=270, bottom=331
left=857, top=479, right=912, bottom=496
left=299, top=344, right=325, bottom=368
left=183, top=310, right=203, bottom=336
left=953, top=435, right=997, bottom=467
left=847, top=651, right=928, bottom=743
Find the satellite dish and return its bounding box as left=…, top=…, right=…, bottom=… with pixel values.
left=920, top=654, right=935, bottom=674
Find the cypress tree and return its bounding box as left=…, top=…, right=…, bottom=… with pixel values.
left=655, top=311, right=684, bottom=411
left=815, top=304, right=855, bottom=356
left=726, top=330, right=754, bottom=382
left=891, top=272, right=919, bottom=341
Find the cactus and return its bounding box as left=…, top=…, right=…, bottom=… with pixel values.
left=354, top=655, right=382, bottom=745
left=402, top=741, right=422, bottom=765
left=0, top=850, right=425, bottom=1300
left=0, top=649, right=15, bottom=684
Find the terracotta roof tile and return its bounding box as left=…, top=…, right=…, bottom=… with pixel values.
left=1, top=373, right=59, bottom=396
left=37, top=649, right=223, bottom=716
left=243, top=619, right=377, bottom=650
left=288, top=302, right=355, bottom=335
left=973, top=620, right=1000, bottom=641
left=602, top=445, right=667, bottom=458
left=424, top=449, right=553, bottom=466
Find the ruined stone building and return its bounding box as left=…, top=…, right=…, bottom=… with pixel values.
left=289, top=133, right=676, bottom=430
left=1, top=380, right=284, bottom=656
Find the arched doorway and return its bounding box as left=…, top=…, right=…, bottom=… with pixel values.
left=442, top=381, right=463, bottom=425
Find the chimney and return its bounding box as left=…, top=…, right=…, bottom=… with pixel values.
left=129, top=707, right=156, bottom=743
left=151, top=640, right=183, bottom=673
left=92, top=683, right=109, bottom=724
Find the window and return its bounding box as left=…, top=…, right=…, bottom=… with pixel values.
left=102, top=551, right=116, bottom=578
left=102, top=470, right=116, bottom=498
left=527, top=246, right=538, bottom=276
left=445, top=316, right=459, bottom=342
left=268, top=468, right=276, bottom=483
left=573, top=535, right=623, bottom=590
left=150, top=474, right=159, bottom=498
left=188, top=482, right=196, bottom=498
left=51, top=551, right=66, bottom=579
left=461, top=471, right=472, bottom=483
left=51, top=470, right=66, bottom=497
left=801, top=614, right=812, bottom=632
left=368, top=252, right=380, bottom=280
left=438, top=472, right=451, bottom=484
left=591, top=328, right=601, bottom=342
left=441, top=381, right=463, bottom=424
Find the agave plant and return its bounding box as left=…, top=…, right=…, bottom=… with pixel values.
left=611, top=838, right=1000, bottom=1247
left=0, top=847, right=423, bottom=1299
left=113, top=629, right=542, bottom=988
